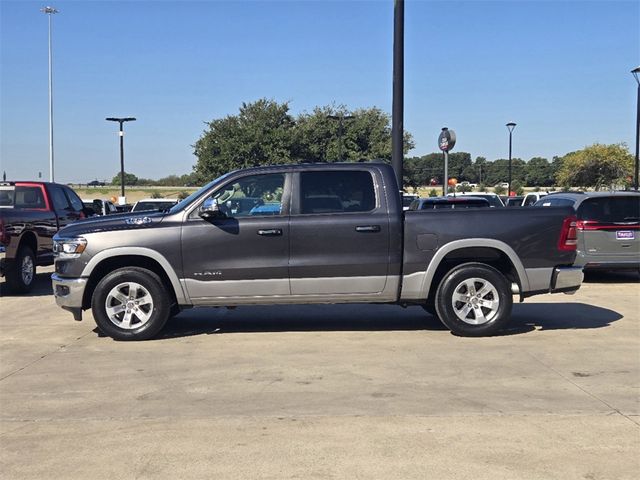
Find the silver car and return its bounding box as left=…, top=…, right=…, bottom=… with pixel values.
left=535, top=192, right=640, bottom=271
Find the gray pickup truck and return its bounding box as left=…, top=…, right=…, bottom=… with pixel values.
left=51, top=163, right=583, bottom=340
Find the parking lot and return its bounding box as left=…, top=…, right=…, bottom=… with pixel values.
left=1, top=267, right=638, bottom=479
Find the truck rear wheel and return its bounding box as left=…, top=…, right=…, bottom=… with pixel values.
left=434, top=263, right=512, bottom=337
left=6, top=245, right=36, bottom=294
left=91, top=267, right=170, bottom=341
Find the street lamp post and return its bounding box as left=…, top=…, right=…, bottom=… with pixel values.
left=506, top=122, right=516, bottom=196
left=106, top=117, right=136, bottom=203
left=327, top=114, right=355, bottom=161
left=632, top=67, right=640, bottom=191
left=41, top=6, right=58, bottom=182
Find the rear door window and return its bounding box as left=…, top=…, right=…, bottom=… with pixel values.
left=299, top=171, right=376, bottom=214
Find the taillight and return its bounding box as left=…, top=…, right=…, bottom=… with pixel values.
left=558, top=216, right=578, bottom=251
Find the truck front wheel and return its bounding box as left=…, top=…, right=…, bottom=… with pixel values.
left=434, top=263, right=513, bottom=337
left=91, top=267, right=170, bottom=341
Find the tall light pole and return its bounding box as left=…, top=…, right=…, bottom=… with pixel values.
left=106, top=117, right=136, bottom=203
left=506, top=122, right=516, bottom=196
left=632, top=67, right=640, bottom=191
left=41, top=6, right=58, bottom=182
left=391, top=0, right=404, bottom=195
left=327, top=114, right=355, bottom=161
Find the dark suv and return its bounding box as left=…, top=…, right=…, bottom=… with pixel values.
left=535, top=192, right=640, bottom=271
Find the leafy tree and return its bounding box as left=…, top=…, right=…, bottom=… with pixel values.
left=193, top=99, right=414, bottom=184
left=294, top=106, right=413, bottom=163
left=111, top=172, right=138, bottom=186
left=194, top=99, right=296, bottom=182
left=494, top=185, right=506, bottom=195
left=525, top=157, right=554, bottom=187
left=555, top=143, right=634, bottom=190
left=428, top=189, right=438, bottom=197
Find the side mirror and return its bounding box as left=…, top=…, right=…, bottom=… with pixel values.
left=199, top=198, right=227, bottom=220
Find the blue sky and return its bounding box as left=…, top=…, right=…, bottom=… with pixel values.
left=1, top=0, right=638, bottom=183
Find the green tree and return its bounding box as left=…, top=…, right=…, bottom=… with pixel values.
left=294, top=106, right=413, bottom=163
left=555, top=143, right=634, bottom=190
left=193, top=99, right=296, bottom=182
left=111, top=172, right=139, bottom=186
left=193, top=99, right=414, bottom=184
left=525, top=157, right=554, bottom=187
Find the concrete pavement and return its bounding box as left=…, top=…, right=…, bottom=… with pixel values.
left=1, top=268, right=638, bottom=479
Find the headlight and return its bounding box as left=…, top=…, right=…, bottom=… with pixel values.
left=53, top=237, right=87, bottom=258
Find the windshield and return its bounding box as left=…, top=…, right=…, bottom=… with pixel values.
left=167, top=172, right=232, bottom=215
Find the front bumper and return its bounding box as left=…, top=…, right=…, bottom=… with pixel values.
left=51, top=273, right=87, bottom=321
left=550, top=266, right=584, bottom=294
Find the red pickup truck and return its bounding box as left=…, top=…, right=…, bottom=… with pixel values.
left=0, top=181, right=86, bottom=292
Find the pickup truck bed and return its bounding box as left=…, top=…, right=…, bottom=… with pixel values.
left=51, top=163, right=582, bottom=340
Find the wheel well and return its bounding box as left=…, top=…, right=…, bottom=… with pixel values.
left=18, top=231, right=37, bottom=256
left=425, top=247, right=520, bottom=305
left=82, top=255, right=178, bottom=310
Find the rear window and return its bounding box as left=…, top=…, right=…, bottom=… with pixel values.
left=578, top=197, right=640, bottom=223
left=535, top=198, right=575, bottom=207
left=469, top=194, right=504, bottom=208
left=0, top=185, right=48, bottom=209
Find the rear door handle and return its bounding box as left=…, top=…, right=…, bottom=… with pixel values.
left=355, top=225, right=381, bottom=233
left=257, top=229, right=283, bottom=236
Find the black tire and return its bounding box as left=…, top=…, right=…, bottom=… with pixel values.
left=6, top=245, right=36, bottom=293
left=91, top=267, right=170, bottom=341
left=434, top=262, right=513, bottom=337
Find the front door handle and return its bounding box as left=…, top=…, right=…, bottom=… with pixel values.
left=355, top=225, right=381, bottom=233
left=257, top=228, right=283, bottom=236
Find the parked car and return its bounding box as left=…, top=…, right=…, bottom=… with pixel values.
left=447, top=191, right=505, bottom=207
left=131, top=198, right=178, bottom=212
left=505, top=196, right=524, bottom=207
left=409, top=196, right=490, bottom=210
left=87, top=180, right=106, bottom=187
left=522, top=192, right=548, bottom=206
left=0, top=181, right=87, bottom=292
left=534, top=191, right=640, bottom=271
left=495, top=182, right=509, bottom=189
left=51, top=163, right=582, bottom=340
left=402, top=193, right=419, bottom=211
left=82, top=199, right=117, bottom=216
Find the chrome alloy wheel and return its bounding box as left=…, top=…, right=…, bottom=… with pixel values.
left=21, top=255, right=34, bottom=285
left=451, top=277, right=500, bottom=325
left=104, top=282, right=154, bottom=330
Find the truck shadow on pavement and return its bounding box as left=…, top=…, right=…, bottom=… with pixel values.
left=0, top=272, right=53, bottom=298
left=501, top=302, right=623, bottom=335
left=154, top=301, right=623, bottom=339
